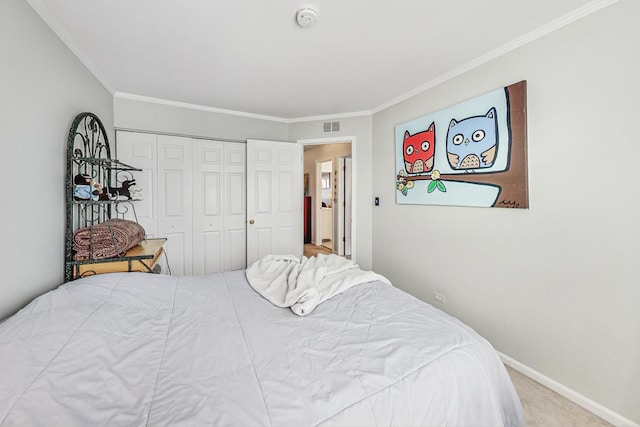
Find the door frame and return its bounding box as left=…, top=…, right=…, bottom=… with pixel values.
left=298, top=136, right=356, bottom=263
left=317, top=159, right=333, bottom=251
left=337, top=155, right=352, bottom=256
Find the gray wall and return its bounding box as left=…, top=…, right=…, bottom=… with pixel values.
left=290, top=116, right=373, bottom=270
left=0, top=0, right=114, bottom=319
left=371, top=1, right=639, bottom=423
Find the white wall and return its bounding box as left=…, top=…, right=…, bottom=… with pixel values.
left=371, top=1, right=639, bottom=423
left=0, top=0, right=114, bottom=319
left=290, top=115, right=373, bottom=270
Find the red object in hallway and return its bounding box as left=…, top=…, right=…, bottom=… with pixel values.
left=304, top=196, right=311, bottom=244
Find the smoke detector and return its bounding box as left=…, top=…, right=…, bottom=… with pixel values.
left=296, top=7, right=318, bottom=28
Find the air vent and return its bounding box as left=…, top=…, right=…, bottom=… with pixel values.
left=322, top=121, right=341, bottom=133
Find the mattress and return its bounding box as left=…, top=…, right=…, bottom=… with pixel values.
left=0, top=271, right=523, bottom=426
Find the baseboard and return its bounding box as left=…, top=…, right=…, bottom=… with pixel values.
left=499, top=352, right=639, bottom=427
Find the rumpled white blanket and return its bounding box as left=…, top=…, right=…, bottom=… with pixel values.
left=246, top=253, right=391, bottom=315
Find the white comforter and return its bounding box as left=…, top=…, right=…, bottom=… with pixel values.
left=0, top=271, right=523, bottom=426
left=246, top=253, right=391, bottom=315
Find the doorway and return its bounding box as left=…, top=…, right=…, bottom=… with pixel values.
left=319, top=160, right=333, bottom=251
left=299, top=137, right=354, bottom=260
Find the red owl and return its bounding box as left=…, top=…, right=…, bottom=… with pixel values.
left=403, top=122, right=435, bottom=174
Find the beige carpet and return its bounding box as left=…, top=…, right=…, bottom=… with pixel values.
left=506, top=366, right=613, bottom=427
left=299, top=249, right=616, bottom=426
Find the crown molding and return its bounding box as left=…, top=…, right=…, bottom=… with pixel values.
left=371, top=0, right=619, bottom=115
left=114, top=92, right=290, bottom=123
left=287, top=110, right=372, bottom=124
left=28, top=0, right=618, bottom=123
left=115, top=92, right=373, bottom=124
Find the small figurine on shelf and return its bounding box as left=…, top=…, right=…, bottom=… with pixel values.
left=129, top=183, right=143, bottom=200
left=108, top=179, right=143, bottom=200
left=73, top=174, right=93, bottom=200
left=73, top=174, right=112, bottom=201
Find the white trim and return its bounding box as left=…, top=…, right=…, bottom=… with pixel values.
left=25, top=0, right=114, bottom=94
left=114, top=92, right=289, bottom=123
left=298, top=136, right=357, bottom=146
left=371, top=0, right=618, bottom=114
left=499, top=352, right=639, bottom=427
left=115, top=92, right=372, bottom=124
left=314, top=159, right=329, bottom=252
left=287, top=110, right=372, bottom=124
left=298, top=136, right=356, bottom=264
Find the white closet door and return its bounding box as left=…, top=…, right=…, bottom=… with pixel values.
left=224, top=142, right=247, bottom=271
left=246, top=139, right=303, bottom=265
left=157, top=135, right=193, bottom=275
left=115, top=131, right=158, bottom=237
left=117, top=131, right=246, bottom=275
left=192, top=139, right=224, bottom=274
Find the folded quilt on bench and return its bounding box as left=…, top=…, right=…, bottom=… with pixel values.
left=73, top=218, right=145, bottom=260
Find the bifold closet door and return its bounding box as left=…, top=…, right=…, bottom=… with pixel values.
left=192, top=140, right=224, bottom=274
left=223, top=142, right=246, bottom=271
left=157, top=135, right=193, bottom=275
left=115, top=131, right=159, bottom=237
left=192, top=140, right=246, bottom=274
left=117, top=131, right=246, bottom=275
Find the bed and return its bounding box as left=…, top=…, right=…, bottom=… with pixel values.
left=0, top=268, right=523, bottom=426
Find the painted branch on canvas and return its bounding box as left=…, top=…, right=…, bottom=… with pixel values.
left=395, top=80, right=528, bottom=208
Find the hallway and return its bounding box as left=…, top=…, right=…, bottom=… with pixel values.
left=303, top=243, right=332, bottom=258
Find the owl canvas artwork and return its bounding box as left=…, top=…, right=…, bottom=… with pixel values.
left=403, top=122, right=435, bottom=174
left=394, top=80, right=529, bottom=209
left=446, top=108, right=498, bottom=171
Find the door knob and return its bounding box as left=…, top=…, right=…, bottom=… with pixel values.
left=249, top=219, right=255, bottom=224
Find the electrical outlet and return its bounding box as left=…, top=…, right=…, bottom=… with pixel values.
left=433, top=292, right=446, bottom=304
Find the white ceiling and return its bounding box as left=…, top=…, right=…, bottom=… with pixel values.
left=28, top=0, right=613, bottom=120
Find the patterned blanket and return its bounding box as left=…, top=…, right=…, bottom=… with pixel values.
left=73, top=218, right=145, bottom=260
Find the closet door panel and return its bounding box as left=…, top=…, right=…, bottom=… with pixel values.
left=158, top=135, right=193, bottom=275
left=115, top=131, right=158, bottom=237
left=192, top=140, right=224, bottom=274
left=226, top=229, right=246, bottom=270
left=256, top=228, right=273, bottom=258
left=224, top=142, right=246, bottom=271
left=163, top=231, right=187, bottom=276
left=203, top=231, right=223, bottom=273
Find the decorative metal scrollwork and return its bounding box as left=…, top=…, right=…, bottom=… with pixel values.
left=68, top=112, right=110, bottom=161
left=64, top=113, right=145, bottom=282
left=77, top=203, right=105, bottom=226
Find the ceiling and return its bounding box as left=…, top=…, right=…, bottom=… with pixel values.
left=28, top=0, right=611, bottom=120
